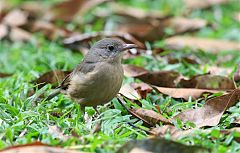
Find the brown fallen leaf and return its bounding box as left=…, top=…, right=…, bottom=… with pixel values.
left=0, top=72, right=12, bottom=78
left=0, top=24, right=8, bottom=39
left=149, top=125, right=194, bottom=139
left=123, top=64, right=179, bottom=87
left=179, top=74, right=236, bottom=90
left=77, top=0, right=111, bottom=18
left=0, top=142, right=86, bottom=153
left=34, top=70, right=72, bottom=89
left=123, top=64, right=148, bottom=77
left=46, top=0, right=85, bottom=21
left=174, top=89, right=240, bottom=128
left=3, top=9, right=28, bottom=27
left=202, top=66, right=232, bottom=76
left=0, top=23, right=32, bottom=42
left=130, top=108, right=172, bottom=126
left=0, top=1, right=7, bottom=14
left=0, top=1, right=12, bottom=19
left=233, top=64, right=240, bottom=82
left=119, top=83, right=141, bottom=100
left=48, top=125, right=69, bottom=141
left=150, top=125, right=240, bottom=141
left=107, top=3, right=206, bottom=41
left=184, top=0, right=228, bottom=10
left=110, top=3, right=167, bottom=20
left=46, top=0, right=110, bottom=22
left=117, top=137, right=210, bottom=153
left=20, top=1, right=48, bottom=18
left=131, top=82, right=153, bottom=99
left=63, top=31, right=145, bottom=50
left=153, top=86, right=224, bottom=100
left=9, top=27, right=32, bottom=42
left=116, top=17, right=207, bottom=42
left=164, top=36, right=240, bottom=53
left=31, top=21, right=71, bottom=40
left=167, top=56, right=200, bottom=65
left=163, top=17, right=207, bottom=35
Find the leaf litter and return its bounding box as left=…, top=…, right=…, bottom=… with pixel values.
left=0, top=0, right=240, bottom=152
left=179, top=74, right=236, bottom=90
left=123, top=64, right=180, bottom=87
left=164, top=36, right=240, bottom=52
left=174, top=89, right=240, bottom=128
left=0, top=142, right=86, bottom=153
left=117, top=137, right=210, bottom=153
left=34, top=70, right=72, bottom=89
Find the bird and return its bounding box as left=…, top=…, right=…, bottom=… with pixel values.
left=46, top=38, right=137, bottom=114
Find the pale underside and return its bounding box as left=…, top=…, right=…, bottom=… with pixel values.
left=65, top=61, right=123, bottom=107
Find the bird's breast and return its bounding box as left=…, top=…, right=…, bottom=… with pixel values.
left=68, top=62, right=124, bottom=106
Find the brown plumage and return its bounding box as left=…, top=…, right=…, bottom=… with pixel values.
left=47, top=38, right=137, bottom=113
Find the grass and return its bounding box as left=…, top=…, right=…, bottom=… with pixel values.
left=1, top=0, right=240, bottom=153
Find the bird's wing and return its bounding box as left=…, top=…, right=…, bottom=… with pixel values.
left=57, top=72, right=72, bottom=90
left=74, top=60, right=96, bottom=74
left=57, top=60, right=96, bottom=90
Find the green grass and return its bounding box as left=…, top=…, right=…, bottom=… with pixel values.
left=1, top=0, right=240, bottom=153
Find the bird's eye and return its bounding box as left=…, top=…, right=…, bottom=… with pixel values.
left=107, top=45, right=114, bottom=51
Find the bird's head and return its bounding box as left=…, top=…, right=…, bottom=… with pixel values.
left=85, top=38, right=137, bottom=63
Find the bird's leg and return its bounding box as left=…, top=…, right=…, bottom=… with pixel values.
left=93, top=106, right=100, bottom=115
left=81, top=105, right=86, bottom=115
left=80, top=105, right=88, bottom=122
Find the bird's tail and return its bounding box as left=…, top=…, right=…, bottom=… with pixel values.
left=46, top=88, right=61, bottom=101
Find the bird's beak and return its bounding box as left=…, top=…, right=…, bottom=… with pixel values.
left=121, top=44, right=138, bottom=51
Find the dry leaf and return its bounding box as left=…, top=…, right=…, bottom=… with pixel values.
left=110, top=3, right=167, bottom=20
left=130, top=108, right=172, bottom=126
left=149, top=125, right=194, bottom=139
left=131, top=82, right=153, bottom=99
left=48, top=125, right=69, bottom=141
left=0, top=72, right=12, bottom=78
left=174, top=89, right=240, bottom=128
left=63, top=31, right=145, bottom=50
left=153, top=86, right=225, bottom=100
left=3, top=9, right=28, bottom=27
left=117, top=137, right=210, bottom=153
left=47, top=0, right=110, bottom=22
left=150, top=125, right=240, bottom=141
left=179, top=74, right=236, bottom=90
left=184, top=0, right=228, bottom=10
left=20, top=1, right=47, bottom=18
left=77, top=0, right=111, bottom=18
left=123, top=64, right=179, bottom=87
left=0, top=142, right=86, bottom=153
left=116, top=17, right=207, bottom=41
left=32, top=21, right=70, bottom=40
left=34, top=70, right=72, bottom=89
left=0, top=1, right=7, bottom=14
left=46, top=0, right=85, bottom=21
left=119, top=84, right=141, bottom=100
left=9, top=27, right=32, bottom=42
left=164, top=36, right=240, bottom=53
left=108, top=4, right=206, bottom=41
left=0, top=24, right=8, bottom=39
left=203, top=66, right=232, bottom=76
left=123, top=64, right=148, bottom=77
left=167, top=56, right=200, bottom=64
left=164, top=17, right=207, bottom=34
